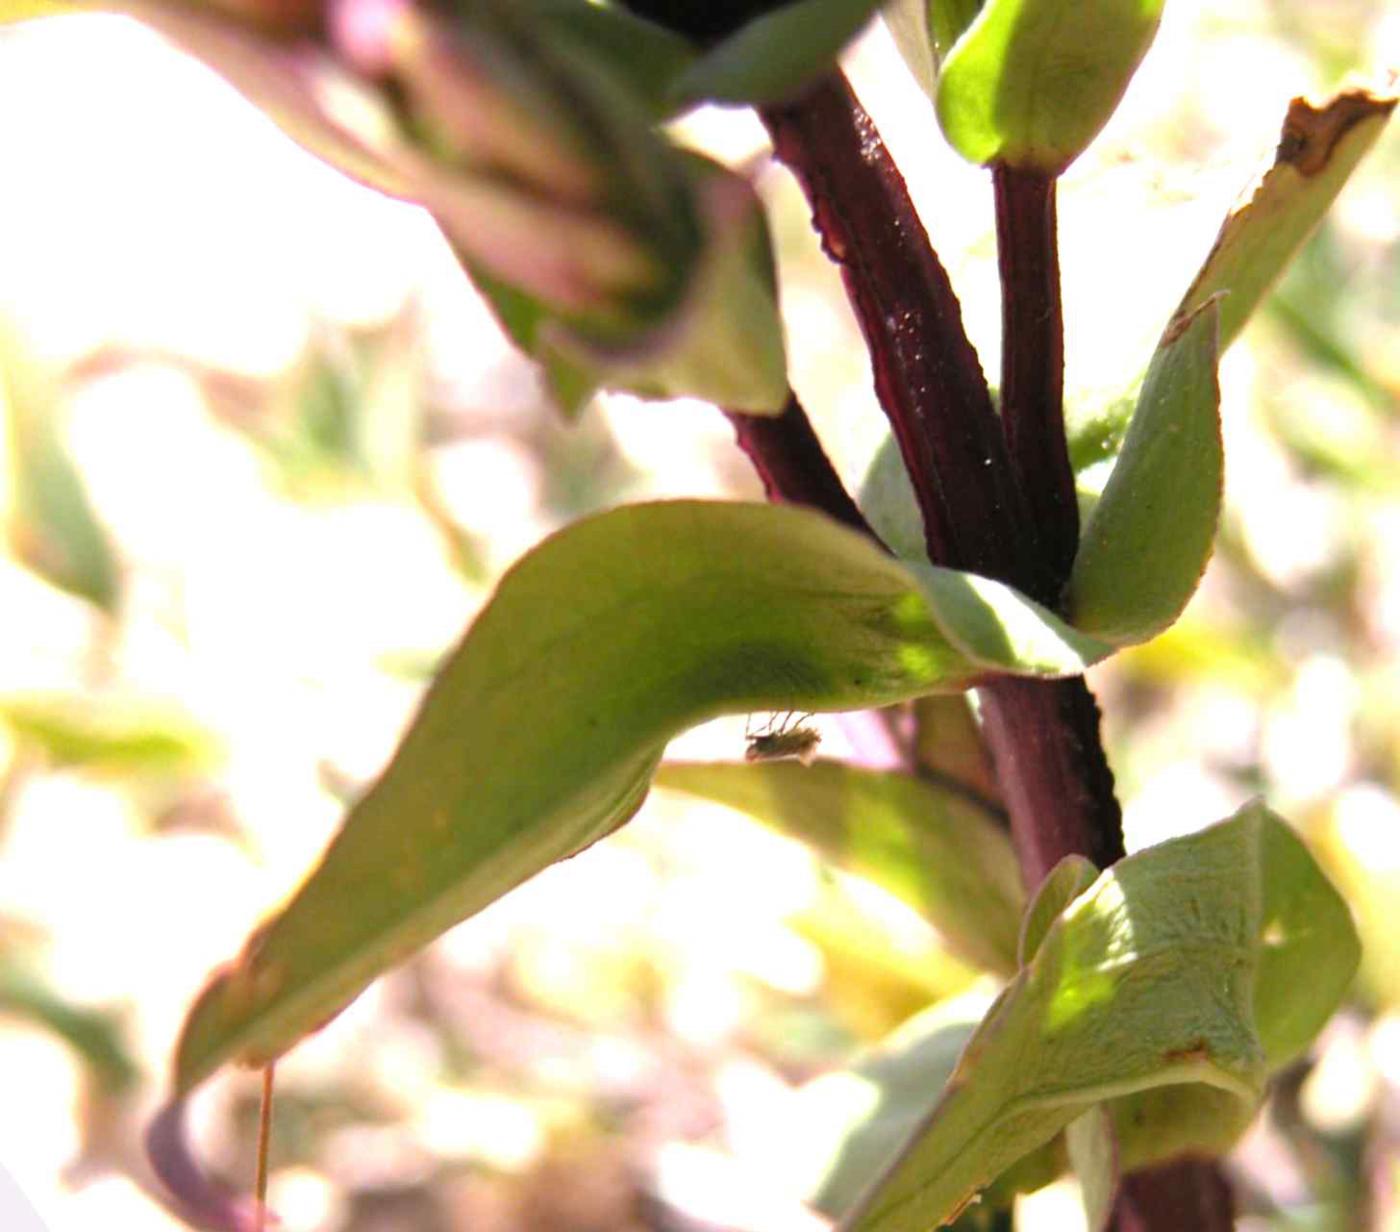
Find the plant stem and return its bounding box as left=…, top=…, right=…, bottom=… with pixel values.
left=993, top=165, right=1078, bottom=589
left=1114, top=1158, right=1237, bottom=1231
left=725, top=392, right=874, bottom=536
left=977, top=676, right=1124, bottom=881
left=761, top=75, right=1050, bottom=603
left=756, top=69, right=1234, bottom=1228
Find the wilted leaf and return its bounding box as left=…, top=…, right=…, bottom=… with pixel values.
left=1067, top=300, right=1221, bottom=645
left=655, top=760, right=1024, bottom=974
left=842, top=801, right=1356, bottom=1230
left=169, top=501, right=1111, bottom=1096
left=935, top=0, right=1165, bottom=171
left=672, top=0, right=882, bottom=107
left=1175, top=87, right=1397, bottom=351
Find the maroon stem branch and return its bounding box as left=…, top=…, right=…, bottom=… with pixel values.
left=993, top=165, right=1079, bottom=589
left=724, top=393, right=874, bottom=537
left=761, top=74, right=1051, bottom=604
left=751, top=67, right=1232, bottom=1228
left=977, top=676, right=1124, bottom=881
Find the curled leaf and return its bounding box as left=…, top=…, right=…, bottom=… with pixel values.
left=842, top=801, right=1356, bottom=1230
left=168, top=501, right=1113, bottom=1101
left=1175, top=87, right=1397, bottom=350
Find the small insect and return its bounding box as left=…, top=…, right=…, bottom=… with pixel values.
left=744, top=712, right=821, bottom=765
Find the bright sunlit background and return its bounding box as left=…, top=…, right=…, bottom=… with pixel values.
left=0, top=2, right=1397, bottom=1229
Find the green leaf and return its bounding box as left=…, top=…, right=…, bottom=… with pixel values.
left=935, top=0, right=1165, bottom=171
left=1018, top=854, right=1096, bottom=965
left=1066, top=300, right=1221, bottom=646
left=1175, top=88, right=1396, bottom=352
left=0, top=693, right=217, bottom=777
left=655, top=760, right=1024, bottom=974
left=786, top=996, right=1061, bottom=1220
left=883, top=0, right=984, bottom=96
left=0, top=333, right=120, bottom=613
left=671, top=0, right=882, bottom=107
left=169, top=501, right=1108, bottom=1095
left=527, top=0, right=698, bottom=119
left=859, top=434, right=928, bottom=563
left=0, top=956, right=138, bottom=1094
left=911, top=694, right=1000, bottom=807
left=842, top=801, right=1355, bottom=1230
left=1065, top=1106, right=1116, bottom=1232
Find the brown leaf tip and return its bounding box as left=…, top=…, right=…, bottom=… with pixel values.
left=1277, top=89, right=1398, bottom=177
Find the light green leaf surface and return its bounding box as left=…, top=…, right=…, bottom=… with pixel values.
left=935, top=0, right=1165, bottom=171
left=842, top=801, right=1356, bottom=1231
left=1018, top=854, right=1096, bottom=966
left=785, top=995, right=1061, bottom=1221
left=655, top=760, right=1024, bottom=974
left=859, top=433, right=928, bottom=563
left=1066, top=1106, right=1117, bottom=1232
left=672, top=0, right=882, bottom=107
left=1067, top=301, right=1221, bottom=646
left=1175, top=88, right=1396, bottom=352
left=171, top=501, right=1106, bottom=1094
left=0, top=693, right=217, bottom=777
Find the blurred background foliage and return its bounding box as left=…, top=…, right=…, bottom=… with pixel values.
left=0, top=1, right=1395, bottom=1229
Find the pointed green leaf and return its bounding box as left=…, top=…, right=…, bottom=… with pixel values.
left=1066, top=300, right=1221, bottom=646
left=935, top=0, right=1165, bottom=171
left=1018, top=854, right=1096, bottom=966
left=916, top=562, right=1113, bottom=674
left=787, top=997, right=1061, bottom=1221
left=170, top=501, right=1108, bottom=1095
left=671, top=0, right=882, bottom=107
left=842, top=801, right=1354, bottom=1231
left=859, top=433, right=927, bottom=563
left=883, top=0, right=984, bottom=97
left=1, top=335, right=120, bottom=613
left=655, top=760, right=1024, bottom=974
left=0, top=956, right=138, bottom=1094
left=1175, top=88, right=1396, bottom=352
left=0, top=693, right=217, bottom=777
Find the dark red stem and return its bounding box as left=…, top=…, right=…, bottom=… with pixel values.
left=754, top=69, right=1233, bottom=1228
left=761, top=75, right=1052, bottom=604
left=725, top=393, right=874, bottom=537
left=977, top=676, right=1124, bottom=881
left=1114, top=1158, right=1237, bottom=1232
left=993, top=165, right=1079, bottom=590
